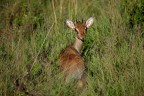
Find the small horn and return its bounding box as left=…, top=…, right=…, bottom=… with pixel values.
left=82, top=19, right=84, bottom=23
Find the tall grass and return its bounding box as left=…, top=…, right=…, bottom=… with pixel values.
left=0, top=0, right=144, bottom=95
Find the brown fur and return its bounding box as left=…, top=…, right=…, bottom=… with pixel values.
left=59, top=45, right=85, bottom=83
left=59, top=18, right=93, bottom=87
left=75, top=22, right=87, bottom=39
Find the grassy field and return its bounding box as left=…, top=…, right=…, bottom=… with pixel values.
left=0, top=0, right=144, bottom=96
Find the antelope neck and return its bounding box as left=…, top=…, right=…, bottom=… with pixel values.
left=73, top=37, right=83, bottom=52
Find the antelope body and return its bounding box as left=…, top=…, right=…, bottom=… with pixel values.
left=59, top=17, right=94, bottom=87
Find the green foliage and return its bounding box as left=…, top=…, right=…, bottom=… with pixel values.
left=121, top=0, right=144, bottom=28
left=0, top=0, right=144, bottom=96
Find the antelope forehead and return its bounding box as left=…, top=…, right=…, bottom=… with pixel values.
left=75, top=25, right=86, bottom=31
left=75, top=28, right=86, bottom=35
left=76, top=27, right=86, bottom=32
left=75, top=23, right=86, bottom=28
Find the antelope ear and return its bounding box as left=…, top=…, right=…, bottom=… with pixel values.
left=66, top=20, right=75, bottom=29
left=86, top=17, right=94, bottom=28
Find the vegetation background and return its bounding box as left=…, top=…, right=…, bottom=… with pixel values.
left=0, top=0, right=144, bottom=95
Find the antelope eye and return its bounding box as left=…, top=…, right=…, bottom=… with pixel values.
left=85, top=27, right=88, bottom=32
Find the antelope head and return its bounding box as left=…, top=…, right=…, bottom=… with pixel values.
left=66, top=17, right=94, bottom=42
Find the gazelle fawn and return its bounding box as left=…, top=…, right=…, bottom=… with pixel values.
left=59, top=17, right=94, bottom=87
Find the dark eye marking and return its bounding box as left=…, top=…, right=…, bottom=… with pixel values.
left=85, top=27, right=88, bottom=32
